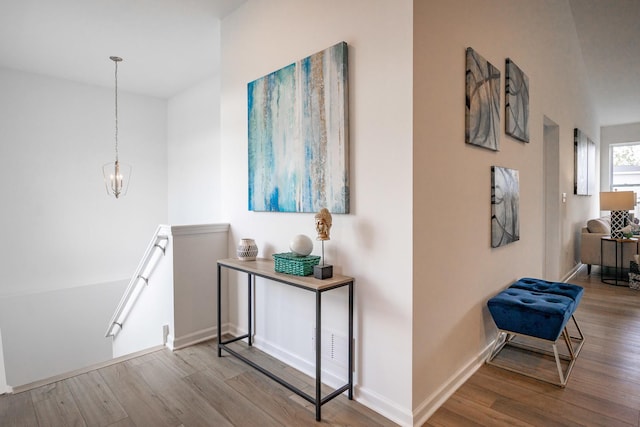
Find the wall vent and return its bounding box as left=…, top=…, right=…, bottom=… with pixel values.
left=312, top=328, right=348, bottom=367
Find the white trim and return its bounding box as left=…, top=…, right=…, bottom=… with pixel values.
left=412, top=341, right=494, bottom=427
left=562, top=264, right=583, bottom=282
left=355, top=385, right=413, bottom=426
left=10, top=345, right=164, bottom=394
left=0, top=328, right=11, bottom=395
left=167, top=326, right=219, bottom=351
left=171, top=223, right=230, bottom=236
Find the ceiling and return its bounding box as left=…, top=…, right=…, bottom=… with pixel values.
left=0, top=1, right=637, bottom=126
left=568, top=0, right=640, bottom=126
left=0, top=0, right=247, bottom=98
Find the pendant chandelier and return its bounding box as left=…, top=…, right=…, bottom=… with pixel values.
left=103, top=56, right=131, bottom=198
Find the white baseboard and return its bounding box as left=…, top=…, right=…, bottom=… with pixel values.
left=167, top=326, right=219, bottom=350
left=10, top=345, right=165, bottom=394
left=355, top=385, right=414, bottom=427
left=562, top=263, right=583, bottom=282
left=412, top=341, right=494, bottom=426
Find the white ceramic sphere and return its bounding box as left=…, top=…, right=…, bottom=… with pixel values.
left=289, top=234, right=313, bottom=256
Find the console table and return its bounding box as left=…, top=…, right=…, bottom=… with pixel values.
left=216, top=258, right=354, bottom=421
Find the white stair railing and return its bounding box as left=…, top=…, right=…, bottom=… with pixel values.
left=105, top=225, right=171, bottom=337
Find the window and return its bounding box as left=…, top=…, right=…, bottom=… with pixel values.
left=611, top=142, right=640, bottom=218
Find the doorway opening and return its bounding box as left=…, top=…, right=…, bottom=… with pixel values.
left=543, top=117, right=560, bottom=280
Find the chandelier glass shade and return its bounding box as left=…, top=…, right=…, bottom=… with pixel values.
left=103, top=56, right=131, bottom=198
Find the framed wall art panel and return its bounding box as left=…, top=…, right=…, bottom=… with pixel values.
left=466, top=47, right=500, bottom=151
left=505, top=58, right=529, bottom=143
left=574, top=128, right=595, bottom=196
left=491, top=166, right=520, bottom=248
left=248, top=42, right=349, bottom=213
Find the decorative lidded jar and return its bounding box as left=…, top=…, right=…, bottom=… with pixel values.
left=237, top=238, right=258, bottom=261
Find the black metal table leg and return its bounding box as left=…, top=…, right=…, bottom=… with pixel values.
left=348, top=281, right=353, bottom=400
left=217, top=263, right=222, bottom=357
left=315, top=290, right=322, bottom=421
left=248, top=274, right=253, bottom=346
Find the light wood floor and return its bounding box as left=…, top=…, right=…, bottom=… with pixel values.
left=0, top=338, right=397, bottom=427
left=426, top=266, right=640, bottom=426
left=2, top=265, right=639, bottom=426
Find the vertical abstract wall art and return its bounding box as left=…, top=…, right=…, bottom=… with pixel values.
left=248, top=42, right=349, bottom=213
left=466, top=47, right=500, bottom=151
left=491, top=166, right=520, bottom=248
left=574, top=128, right=596, bottom=196
left=505, top=58, right=530, bottom=142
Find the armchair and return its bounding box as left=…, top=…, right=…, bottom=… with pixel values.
left=580, top=217, right=639, bottom=274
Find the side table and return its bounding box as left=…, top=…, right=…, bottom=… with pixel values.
left=600, top=236, right=639, bottom=285
left=216, top=258, right=354, bottom=421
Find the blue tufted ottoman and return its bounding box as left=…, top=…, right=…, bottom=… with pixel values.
left=511, top=277, right=584, bottom=306
left=486, top=279, right=585, bottom=386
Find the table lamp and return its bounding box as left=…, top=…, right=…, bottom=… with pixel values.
left=600, top=191, right=635, bottom=238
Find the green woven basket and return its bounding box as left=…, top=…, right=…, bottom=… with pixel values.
left=273, top=252, right=320, bottom=276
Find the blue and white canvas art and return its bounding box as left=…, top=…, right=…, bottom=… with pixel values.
left=248, top=42, right=349, bottom=213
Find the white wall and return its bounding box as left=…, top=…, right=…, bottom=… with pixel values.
left=0, top=68, right=169, bottom=297
left=168, top=76, right=222, bottom=224
left=0, top=67, right=168, bottom=387
left=171, top=224, right=229, bottom=349
left=600, top=122, right=640, bottom=190
left=0, top=280, right=126, bottom=387
left=413, top=0, right=599, bottom=421
left=221, top=0, right=414, bottom=423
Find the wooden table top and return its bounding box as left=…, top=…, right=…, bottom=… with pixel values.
left=218, top=258, right=354, bottom=291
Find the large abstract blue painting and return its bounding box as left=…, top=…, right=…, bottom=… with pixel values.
left=248, top=42, right=349, bottom=213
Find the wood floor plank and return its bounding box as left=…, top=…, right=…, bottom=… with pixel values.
left=225, top=369, right=323, bottom=427
left=152, top=377, right=234, bottom=427
left=176, top=341, right=250, bottom=381
left=129, top=348, right=197, bottom=392
left=30, top=381, right=71, bottom=403
left=424, top=406, right=487, bottom=427
left=505, top=389, right=634, bottom=427
left=104, top=417, right=136, bottom=427
left=65, top=370, right=128, bottom=427
left=445, top=394, right=536, bottom=427
left=32, top=389, right=86, bottom=427
left=98, top=362, right=182, bottom=427
left=228, top=341, right=312, bottom=391
left=184, top=367, right=283, bottom=427
left=0, top=391, right=39, bottom=427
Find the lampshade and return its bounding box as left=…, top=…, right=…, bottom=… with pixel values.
left=600, top=191, right=635, bottom=211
